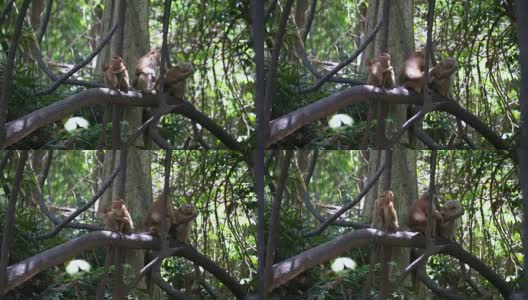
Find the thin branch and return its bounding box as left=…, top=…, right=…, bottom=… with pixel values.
left=264, top=151, right=293, bottom=290
left=393, top=244, right=447, bottom=289
left=0, top=151, right=13, bottom=197
left=35, top=24, right=118, bottom=95
left=264, top=0, right=294, bottom=139
left=421, top=0, right=436, bottom=113
left=0, top=0, right=31, bottom=148
left=251, top=0, right=266, bottom=298
left=0, top=151, right=28, bottom=293
left=414, top=128, right=447, bottom=149
left=158, top=0, right=172, bottom=92
left=304, top=158, right=388, bottom=237
left=302, top=151, right=368, bottom=229
left=0, top=0, right=15, bottom=29
left=302, top=0, right=317, bottom=42
left=37, top=0, right=53, bottom=44
left=300, top=11, right=384, bottom=94
left=37, top=161, right=123, bottom=239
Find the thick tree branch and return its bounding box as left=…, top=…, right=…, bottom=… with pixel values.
left=268, top=86, right=509, bottom=150
left=6, top=232, right=245, bottom=298
left=3, top=91, right=241, bottom=151
left=271, top=229, right=512, bottom=298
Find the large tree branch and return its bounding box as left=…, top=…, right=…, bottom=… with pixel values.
left=270, top=229, right=512, bottom=298
left=268, top=86, right=509, bottom=150
left=5, top=232, right=244, bottom=299
left=2, top=90, right=242, bottom=151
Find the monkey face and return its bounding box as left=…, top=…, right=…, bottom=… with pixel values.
left=111, top=199, right=125, bottom=209
left=176, top=62, right=194, bottom=74
left=110, top=56, right=126, bottom=73
left=441, top=200, right=463, bottom=218
left=180, top=203, right=197, bottom=216
left=378, top=53, right=392, bottom=68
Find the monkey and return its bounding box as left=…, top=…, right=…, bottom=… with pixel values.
left=366, top=53, right=394, bottom=88
left=366, top=58, right=383, bottom=87
left=103, top=56, right=130, bottom=91
left=144, top=193, right=177, bottom=236
left=437, top=200, right=464, bottom=239
left=378, top=53, right=395, bottom=89
left=101, top=199, right=134, bottom=234
left=163, top=62, right=194, bottom=102
left=400, top=50, right=426, bottom=93
left=382, top=191, right=399, bottom=233
left=133, top=49, right=161, bottom=93
left=169, top=203, right=198, bottom=242
left=429, top=57, right=458, bottom=97
left=363, top=53, right=394, bottom=147
left=371, top=190, right=399, bottom=233
left=408, top=192, right=443, bottom=237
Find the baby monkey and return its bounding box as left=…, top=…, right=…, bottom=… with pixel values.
left=101, top=199, right=134, bottom=234
left=103, top=56, right=130, bottom=91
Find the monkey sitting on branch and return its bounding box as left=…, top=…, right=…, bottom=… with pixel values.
left=163, top=62, right=194, bottom=105
left=101, top=198, right=134, bottom=234
left=371, top=190, right=399, bottom=233
left=133, top=49, right=161, bottom=93
left=400, top=50, right=426, bottom=93
left=144, top=194, right=198, bottom=242
left=408, top=192, right=443, bottom=238
left=367, top=53, right=395, bottom=89
left=103, top=56, right=130, bottom=91
left=437, top=200, right=464, bottom=239
left=429, top=57, right=458, bottom=97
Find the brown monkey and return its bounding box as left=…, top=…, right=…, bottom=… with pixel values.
left=366, top=58, right=383, bottom=87
left=169, top=203, right=198, bottom=242
left=144, top=193, right=177, bottom=236
left=103, top=56, right=130, bottom=91
left=371, top=190, right=399, bottom=233
left=429, top=57, right=458, bottom=97
left=437, top=200, right=464, bottom=239
left=133, top=49, right=161, bottom=93
left=164, top=62, right=194, bottom=101
left=400, top=50, right=426, bottom=93
left=408, top=192, right=443, bottom=237
left=101, top=199, right=134, bottom=234
left=378, top=53, right=395, bottom=89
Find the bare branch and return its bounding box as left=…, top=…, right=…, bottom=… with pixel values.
left=300, top=11, right=384, bottom=94
left=0, top=0, right=31, bottom=148
left=304, top=157, right=388, bottom=237
left=35, top=24, right=118, bottom=95
left=37, top=0, right=53, bottom=44
left=0, top=151, right=28, bottom=293
left=268, top=86, right=509, bottom=150
left=37, top=160, right=123, bottom=239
